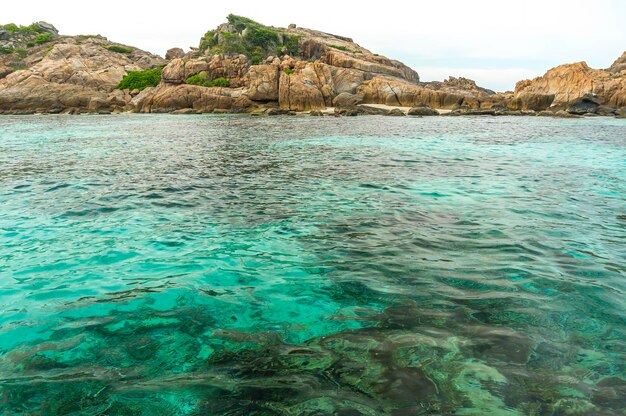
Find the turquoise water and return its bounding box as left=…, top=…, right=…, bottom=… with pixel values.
left=0, top=115, right=624, bottom=415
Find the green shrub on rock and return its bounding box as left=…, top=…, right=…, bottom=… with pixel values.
left=1, top=23, right=19, bottom=33
left=186, top=73, right=208, bottom=85
left=186, top=73, right=230, bottom=88
left=1, top=23, right=40, bottom=35
left=329, top=44, right=349, bottom=52
left=198, top=14, right=300, bottom=62
left=199, top=30, right=218, bottom=53
left=209, top=77, right=230, bottom=87
left=244, top=26, right=278, bottom=49
left=226, top=14, right=261, bottom=32
left=34, top=33, right=55, bottom=44
left=116, top=68, right=162, bottom=91
left=0, top=46, right=14, bottom=54
left=283, top=35, right=300, bottom=56
left=105, top=45, right=133, bottom=54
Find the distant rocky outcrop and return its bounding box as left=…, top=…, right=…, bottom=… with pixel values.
left=513, top=60, right=626, bottom=110
left=0, top=16, right=624, bottom=117
left=608, top=51, right=626, bottom=73
left=0, top=23, right=164, bottom=114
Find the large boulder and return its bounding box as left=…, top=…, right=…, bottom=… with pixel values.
left=0, top=76, right=108, bottom=113
left=507, top=92, right=555, bottom=111
left=165, top=47, right=185, bottom=60
left=132, top=84, right=251, bottom=113
left=514, top=57, right=626, bottom=108
left=408, top=105, right=439, bottom=116
left=554, top=110, right=580, bottom=118
left=566, top=93, right=600, bottom=114
left=330, top=67, right=366, bottom=94
left=355, top=105, right=390, bottom=115
left=595, top=105, right=616, bottom=116
left=332, top=92, right=363, bottom=107
left=245, top=64, right=280, bottom=101
left=35, top=22, right=59, bottom=35
left=357, top=76, right=469, bottom=109
left=424, top=76, right=495, bottom=96
left=321, top=49, right=419, bottom=83
left=386, top=108, right=406, bottom=116
left=279, top=62, right=334, bottom=110
left=161, top=55, right=249, bottom=87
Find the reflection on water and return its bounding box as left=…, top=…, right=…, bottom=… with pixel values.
left=0, top=115, right=624, bottom=415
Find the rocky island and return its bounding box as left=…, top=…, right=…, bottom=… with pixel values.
left=1, top=16, right=625, bottom=117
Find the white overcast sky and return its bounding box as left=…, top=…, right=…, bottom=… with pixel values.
left=3, top=0, right=625, bottom=91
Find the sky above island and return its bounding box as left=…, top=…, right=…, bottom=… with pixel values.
left=3, top=0, right=625, bottom=92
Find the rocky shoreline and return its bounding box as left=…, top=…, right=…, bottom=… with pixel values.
left=1, top=17, right=625, bottom=118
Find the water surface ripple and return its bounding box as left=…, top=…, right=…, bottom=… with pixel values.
left=0, top=115, right=625, bottom=415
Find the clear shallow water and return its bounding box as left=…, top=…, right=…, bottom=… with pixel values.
left=0, top=115, right=624, bottom=415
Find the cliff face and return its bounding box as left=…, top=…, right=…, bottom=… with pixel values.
left=0, top=17, right=624, bottom=116
left=514, top=60, right=626, bottom=108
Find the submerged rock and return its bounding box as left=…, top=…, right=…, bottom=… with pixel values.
left=265, top=107, right=292, bottom=116
left=171, top=108, right=199, bottom=114
left=386, top=108, right=406, bottom=116
left=592, top=377, right=626, bottom=410
left=408, top=105, right=438, bottom=116
left=595, top=105, right=616, bottom=116
left=554, top=110, right=581, bottom=118
left=126, top=336, right=160, bottom=361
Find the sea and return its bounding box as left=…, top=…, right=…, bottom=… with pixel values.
left=0, top=114, right=624, bottom=415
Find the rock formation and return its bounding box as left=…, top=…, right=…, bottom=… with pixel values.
left=0, top=16, right=624, bottom=117
left=0, top=24, right=164, bottom=114
left=513, top=60, right=626, bottom=109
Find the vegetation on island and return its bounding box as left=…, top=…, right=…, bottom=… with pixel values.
left=105, top=45, right=134, bottom=54
left=34, top=33, right=55, bottom=44
left=1, top=23, right=44, bottom=35
left=198, top=14, right=300, bottom=64
left=1, top=23, right=58, bottom=49
left=116, top=68, right=162, bottom=91
left=329, top=44, right=349, bottom=52
left=25, top=33, right=56, bottom=47
left=185, top=74, right=230, bottom=88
